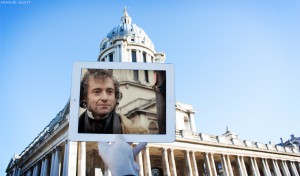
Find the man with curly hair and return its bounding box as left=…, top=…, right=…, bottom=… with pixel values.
left=78, top=69, right=147, bottom=134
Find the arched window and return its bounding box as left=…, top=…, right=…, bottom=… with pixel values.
left=148, top=121, right=158, bottom=134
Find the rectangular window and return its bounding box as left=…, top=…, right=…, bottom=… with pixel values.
left=144, top=70, right=149, bottom=83
left=109, top=53, right=113, bottom=62
left=132, top=50, right=137, bottom=62
left=143, top=52, right=147, bottom=62
left=133, top=70, right=139, bottom=81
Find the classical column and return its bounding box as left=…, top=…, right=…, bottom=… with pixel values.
left=169, top=149, right=177, bottom=176
left=204, top=153, right=212, bottom=176
left=272, top=160, right=281, bottom=176
left=127, top=49, right=131, bottom=62
left=162, top=148, right=171, bottom=175
left=283, top=161, right=291, bottom=176
left=277, top=161, right=287, bottom=176
left=290, top=161, right=299, bottom=176
left=32, top=165, right=36, bottom=176
left=293, top=161, right=299, bottom=176
left=40, top=159, right=45, bottom=176
left=143, top=146, right=152, bottom=176
left=115, top=45, right=119, bottom=62
left=237, top=156, right=245, bottom=176
left=65, top=141, right=77, bottom=176
left=184, top=150, right=192, bottom=176
left=262, top=158, right=271, bottom=176
left=62, top=141, right=69, bottom=176
left=289, top=161, right=299, bottom=176
left=226, top=155, right=234, bottom=176
left=221, top=154, right=229, bottom=176
left=146, top=53, right=150, bottom=63
left=139, top=50, right=143, bottom=62
left=136, top=50, right=140, bottom=62
left=123, top=44, right=127, bottom=62
left=274, top=160, right=282, bottom=176
left=265, top=159, right=272, bottom=176
left=279, top=160, right=288, bottom=176
left=291, top=162, right=300, bottom=176
left=210, top=153, right=217, bottom=176
left=249, top=157, right=257, bottom=176
left=137, top=152, right=144, bottom=176
left=33, top=165, right=38, bottom=176
left=253, top=157, right=261, bottom=176
left=241, top=156, right=248, bottom=176
left=191, top=151, right=199, bottom=176
left=35, top=162, right=41, bottom=176
left=50, top=150, right=56, bottom=176
left=44, top=156, right=50, bottom=176
left=52, top=147, right=62, bottom=176
left=77, top=142, right=86, bottom=176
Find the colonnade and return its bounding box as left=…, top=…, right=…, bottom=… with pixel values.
left=126, top=48, right=154, bottom=63
left=101, top=46, right=154, bottom=63
left=9, top=142, right=300, bottom=176
left=15, top=141, right=69, bottom=176
left=134, top=146, right=300, bottom=176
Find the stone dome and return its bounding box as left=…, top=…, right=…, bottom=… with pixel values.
left=105, top=8, right=153, bottom=46
left=107, top=23, right=149, bottom=39
left=98, top=8, right=165, bottom=63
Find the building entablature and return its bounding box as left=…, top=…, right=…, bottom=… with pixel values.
left=175, top=130, right=300, bottom=157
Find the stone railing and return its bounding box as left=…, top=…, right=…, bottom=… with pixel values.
left=176, top=130, right=300, bottom=154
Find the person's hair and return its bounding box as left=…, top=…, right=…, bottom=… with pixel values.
left=80, top=69, right=122, bottom=108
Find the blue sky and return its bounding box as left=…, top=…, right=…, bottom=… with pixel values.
left=1, top=0, right=300, bottom=174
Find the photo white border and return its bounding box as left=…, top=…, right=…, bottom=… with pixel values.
left=69, top=61, right=175, bottom=142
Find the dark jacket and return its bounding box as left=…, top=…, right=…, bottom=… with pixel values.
left=78, top=110, right=148, bottom=134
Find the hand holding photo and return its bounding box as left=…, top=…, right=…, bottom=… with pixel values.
left=69, top=62, right=175, bottom=142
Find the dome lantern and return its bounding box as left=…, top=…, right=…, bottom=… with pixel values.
left=121, top=7, right=131, bottom=24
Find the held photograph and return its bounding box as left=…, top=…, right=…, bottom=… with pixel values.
left=69, top=62, right=175, bottom=142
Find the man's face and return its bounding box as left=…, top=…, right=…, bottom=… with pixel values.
left=86, top=77, right=117, bottom=119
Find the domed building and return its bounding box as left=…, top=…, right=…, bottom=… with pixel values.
left=98, top=8, right=165, bottom=63
left=6, top=9, right=300, bottom=176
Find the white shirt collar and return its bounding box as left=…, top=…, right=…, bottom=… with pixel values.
left=87, top=110, right=109, bottom=120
